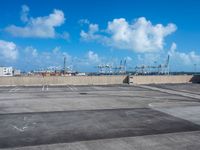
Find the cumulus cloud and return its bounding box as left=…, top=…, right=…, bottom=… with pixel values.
left=81, top=17, right=177, bottom=52
left=87, top=50, right=100, bottom=63
left=19, top=46, right=72, bottom=70
left=6, top=5, right=66, bottom=38
left=80, top=24, right=101, bottom=40
left=0, top=40, right=18, bottom=60
left=20, top=47, right=103, bottom=71
left=169, top=42, right=200, bottom=66
left=70, top=51, right=102, bottom=69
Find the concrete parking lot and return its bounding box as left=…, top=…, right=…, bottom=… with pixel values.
left=0, top=84, right=200, bottom=150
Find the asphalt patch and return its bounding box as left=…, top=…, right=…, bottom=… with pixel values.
left=0, top=108, right=200, bottom=148
left=79, top=92, right=88, bottom=95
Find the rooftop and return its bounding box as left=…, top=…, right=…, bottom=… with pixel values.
left=0, top=84, right=200, bottom=149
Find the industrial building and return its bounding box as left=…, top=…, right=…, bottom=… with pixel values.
left=0, top=67, right=13, bottom=77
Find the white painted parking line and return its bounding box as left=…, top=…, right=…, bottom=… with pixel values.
left=117, top=86, right=128, bottom=90
left=9, top=87, right=16, bottom=92
left=9, top=87, right=20, bottom=93
left=42, top=85, right=49, bottom=91
left=139, top=85, right=200, bottom=100
left=67, top=85, right=74, bottom=91
left=42, top=85, right=45, bottom=91
left=67, top=86, right=73, bottom=91
left=12, top=125, right=27, bottom=132
left=72, top=86, right=78, bottom=91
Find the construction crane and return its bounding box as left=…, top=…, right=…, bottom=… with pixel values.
left=63, top=56, right=66, bottom=74
left=112, top=59, right=127, bottom=74
left=96, top=59, right=127, bottom=75
left=135, top=55, right=170, bottom=75
left=160, top=55, right=170, bottom=74
left=97, top=64, right=112, bottom=74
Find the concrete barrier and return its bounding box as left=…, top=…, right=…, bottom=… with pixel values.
left=129, top=75, right=200, bottom=85
left=0, top=75, right=199, bottom=86
left=0, top=75, right=128, bottom=86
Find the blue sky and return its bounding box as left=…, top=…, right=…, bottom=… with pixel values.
left=0, top=0, right=200, bottom=72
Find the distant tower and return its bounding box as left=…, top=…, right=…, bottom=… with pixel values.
left=63, top=56, right=66, bottom=74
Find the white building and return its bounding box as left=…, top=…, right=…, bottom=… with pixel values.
left=0, top=67, right=13, bottom=77
left=76, top=72, right=86, bottom=76
left=13, top=69, right=21, bottom=76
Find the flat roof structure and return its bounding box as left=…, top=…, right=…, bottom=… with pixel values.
left=0, top=84, right=200, bottom=149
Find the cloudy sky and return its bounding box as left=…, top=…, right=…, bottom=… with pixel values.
left=0, top=0, right=200, bottom=72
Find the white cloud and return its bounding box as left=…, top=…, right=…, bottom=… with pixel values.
left=6, top=5, right=66, bottom=38
left=20, top=46, right=72, bottom=70
left=20, top=47, right=104, bottom=71
left=169, top=42, right=200, bottom=66
left=20, top=5, right=29, bottom=22
left=170, top=42, right=177, bottom=51
left=81, top=17, right=177, bottom=52
left=87, top=50, right=100, bottom=63
left=57, top=31, right=70, bottom=40
left=125, top=56, right=133, bottom=62
left=25, top=46, right=38, bottom=57
left=79, top=19, right=90, bottom=25
left=136, top=53, right=162, bottom=65
left=80, top=24, right=101, bottom=40
left=0, top=40, right=18, bottom=60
